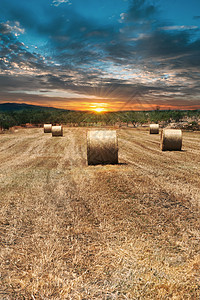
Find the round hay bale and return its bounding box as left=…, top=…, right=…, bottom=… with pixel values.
left=150, top=124, right=159, bottom=134
left=87, top=130, right=118, bottom=165
left=44, top=124, right=52, bottom=133
left=52, top=125, right=63, bottom=137
left=161, top=129, right=182, bottom=151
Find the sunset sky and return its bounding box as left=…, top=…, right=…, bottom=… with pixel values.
left=0, top=0, right=200, bottom=111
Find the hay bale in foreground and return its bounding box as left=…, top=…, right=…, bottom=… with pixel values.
left=44, top=124, right=52, bottom=133
left=161, top=129, right=182, bottom=151
left=150, top=124, right=159, bottom=134
left=52, top=125, right=63, bottom=137
left=87, top=130, right=118, bottom=165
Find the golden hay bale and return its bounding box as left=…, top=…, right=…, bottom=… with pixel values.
left=52, top=125, right=63, bottom=137
left=161, top=129, right=182, bottom=151
left=87, top=130, right=118, bottom=165
left=150, top=124, right=159, bottom=134
left=44, top=124, right=52, bottom=133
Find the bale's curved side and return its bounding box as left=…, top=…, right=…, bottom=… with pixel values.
left=87, top=130, right=118, bottom=165
left=52, top=125, right=63, bottom=137
left=44, top=124, right=52, bottom=133
left=150, top=124, right=159, bottom=134
left=161, top=129, right=182, bottom=151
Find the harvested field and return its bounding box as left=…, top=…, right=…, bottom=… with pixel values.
left=0, top=127, right=200, bottom=299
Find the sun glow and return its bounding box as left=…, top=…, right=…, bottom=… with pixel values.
left=93, top=107, right=106, bottom=113
left=89, top=103, right=109, bottom=113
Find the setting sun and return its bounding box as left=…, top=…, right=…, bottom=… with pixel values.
left=89, top=103, right=109, bottom=113
left=94, top=107, right=106, bottom=113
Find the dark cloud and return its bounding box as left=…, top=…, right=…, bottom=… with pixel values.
left=0, top=0, right=56, bottom=32
left=135, top=29, right=198, bottom=58
left=0, top=0, right=200, bottom=109
left=1, top=0, right=118, bottom=67
left=123, top=0, right=157, bottom=23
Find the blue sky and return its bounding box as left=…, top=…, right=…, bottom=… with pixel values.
left=0, top=0, right=200, bottom=111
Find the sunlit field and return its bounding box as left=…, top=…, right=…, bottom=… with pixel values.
left=0, top=127, right=199, bottom=299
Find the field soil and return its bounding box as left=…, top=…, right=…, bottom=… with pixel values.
left=0, top=127, right=200, bottom=299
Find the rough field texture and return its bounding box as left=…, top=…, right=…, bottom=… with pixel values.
left=0, top=127, right=199, bottom=299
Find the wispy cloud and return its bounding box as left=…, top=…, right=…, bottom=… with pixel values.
left=52, top=0, right=71, bottom=6
left=159, top=25, right=198, bottom=31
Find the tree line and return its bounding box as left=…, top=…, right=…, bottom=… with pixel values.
left=0, top=108, right=199, bottom=130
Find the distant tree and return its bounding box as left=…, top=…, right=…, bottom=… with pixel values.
left=0, top=113, right=16, bottom=129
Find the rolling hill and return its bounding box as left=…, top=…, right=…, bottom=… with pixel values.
left=0, top=102, right=68, bottom=112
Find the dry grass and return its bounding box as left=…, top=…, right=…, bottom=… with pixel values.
left=0, top=127, right=200, bottom=299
